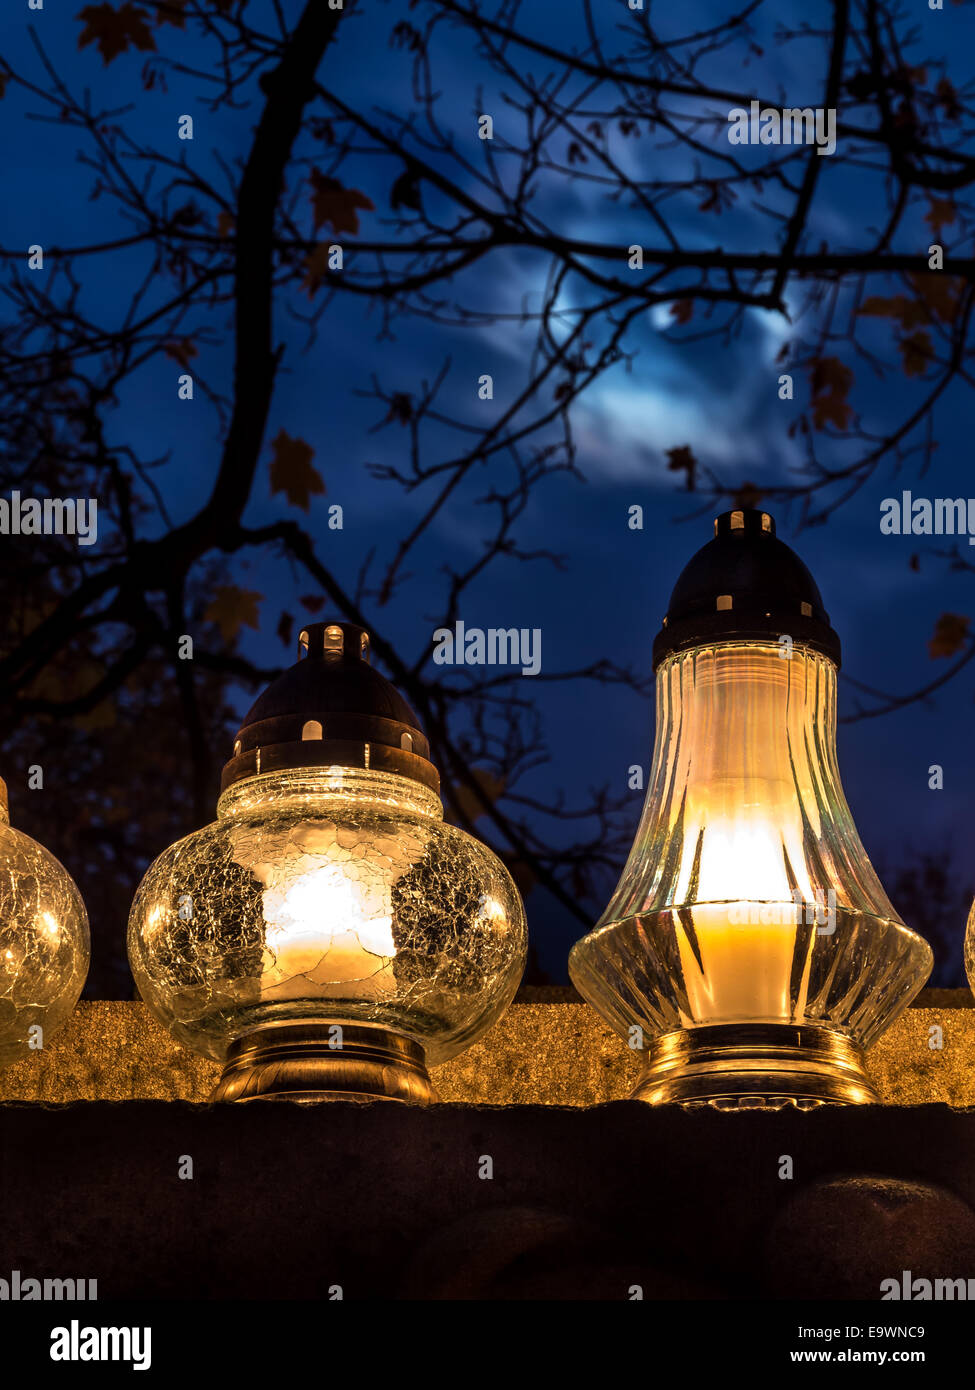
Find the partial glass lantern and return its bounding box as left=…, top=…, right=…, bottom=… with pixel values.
left=569, top=509, right=933, bottom=1108
left=965, top=905, right=975, bottom=1007
left=0, top=777, right=90, bottom=1065
left=128, top=621, right=527, bottom=1103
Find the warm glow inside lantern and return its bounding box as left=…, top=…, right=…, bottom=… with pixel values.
left=0, top=777, right=89, bottom=1065
left=128, top=621, right=527, bottom=1103
left=570, top=509, right=933, bottom=1107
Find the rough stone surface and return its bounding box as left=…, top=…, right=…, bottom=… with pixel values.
left=0, top=988, right=971, bottom=1106
left=764, top=1176, right=975, bottom=1300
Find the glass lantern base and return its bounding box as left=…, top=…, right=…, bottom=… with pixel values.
left=632, top=1022, right=878, bottom=1108
left=209, top=1022, right=438, bottom=1105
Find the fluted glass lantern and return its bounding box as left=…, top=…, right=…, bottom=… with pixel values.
left=570, top=509, right=932, bottom=1107
left=0, top=777, right=89, bottom=1064
left=128, top=621, right=527, bottom=1103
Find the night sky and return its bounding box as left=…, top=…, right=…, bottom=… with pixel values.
left=2, top=0, right=975, bottom=985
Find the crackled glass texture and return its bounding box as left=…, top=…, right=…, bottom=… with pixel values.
left=128, top=767, right=527, bottom=1063
left=964, top=902, right=975, bottom=1005
left=0, top=803, right=90, bottom=1065
left=570, top=643, right=932, bottom=1046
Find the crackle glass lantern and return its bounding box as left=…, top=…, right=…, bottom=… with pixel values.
left=963, top=907, right=975, bottom=1005
left=128, top=621, right=527, bottom=1103
left=570, top=509, right=932, bottom=1108
left=0, top=777, right=89, bottom=1064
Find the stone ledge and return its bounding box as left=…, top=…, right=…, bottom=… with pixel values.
left=0, top=988, right=971, bottom=1106
left=2, top=1100, right=975, bottom=1299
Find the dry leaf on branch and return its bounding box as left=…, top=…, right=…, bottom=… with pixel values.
left=269, top=429, right=325, bottom=511
left=205, top=586, right=263, bottom=644
left=928, top=613, right=970, bottom=659
left=78, top=3, right=157, bottom=64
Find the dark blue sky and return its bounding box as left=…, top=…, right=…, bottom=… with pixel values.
left=3, top=0, right=975, bottom=982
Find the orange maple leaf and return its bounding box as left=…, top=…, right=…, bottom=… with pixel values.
left=928, top=613, right=970, bottom=659
left=269, top=429, right=326, bottom=511
left=908, top=272, right=961, bottom=324
left=204, top=586, right=263, bottom=644
left=301, top=243, right=334, bottom=297
left=809, top=357, right=854, bottom=431
left=925, top=198, right=956, bottom=239
left=666, top=445, right=697, bottom=491
left=858, top=295, right=930, bottom=331
left=78, top=3, right=157, bottom=64
left=309, top=170, right=374, bottom=235
left=900, top=330, right=934, bottom=377
left=163, top=338, right=197, bottom=368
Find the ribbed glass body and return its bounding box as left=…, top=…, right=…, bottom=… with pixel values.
left=570, top=643, right=932, bottom=1045
left=0, top=798, right=89, bottom=1065
left=128, top=767, right=527, bottom=1064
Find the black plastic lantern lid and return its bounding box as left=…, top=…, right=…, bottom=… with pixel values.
left=652, top=509, right=841, bottom=670
left=221, top=621, right=440, bottom=793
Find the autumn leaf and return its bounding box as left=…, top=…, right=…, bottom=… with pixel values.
left=154, top=0, right=187, bottom=26
left=299, top=595, right=326, bottom=614
left=810, top=357, right=853, bottom=397
left=698, top=181, right=736, bottom=214
left=666, top=445, right=697, bottom=492
left=276, top=610, right=294, bottom=648
left=733, top=481, right=764, bottom=510
left=858, top=295, right=929, bottom=331
left=900, top=329, right=934, bottom=377
left=809, top=357, right=854, bottom=431
left=925, top=198, right=956, bottom=239
left=909, top=554, right=920, bottom=573
left=163, top=338, right=197, bottom=368
left=0, top=73, right=8, bottom=100
left=78, top=3, right=157, bottom=64
left=669, top=300, right=694, bottom=325
left=811, top=395, right=853, bottom=430
left=172, top=200, right=204, bottom=228
left=75, top=698, right=117, bottom=733
left=451, top=769, right=505, bottom=825
left=928, top=613, right=970, bottom=659
left=567, top=141, right=587, bottom=165
left=26, top=658, right=117, bottom=731
left=216, top=210, right=235, bottom=238
left=309, top=170, right=374, bottom=235
left=310, top=117, right=335, bottom=144
left=269, top=429, right=325, bottom=511
left=205, top=585, right=263, bottom=644
left=935, top=77, right=961, bottom=120
left=301, top=243, right=334, bottom=296
left=384, top=392, right=413, bottom=426
left=390, top=20, right=423, bottom=52
left=390, top=168, right=423, bottom=213
left=909, top=272, right=960, bottom=323
left=846, top=70, right=877, bottom=102
left=859, top=277, right=960, bottom=334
